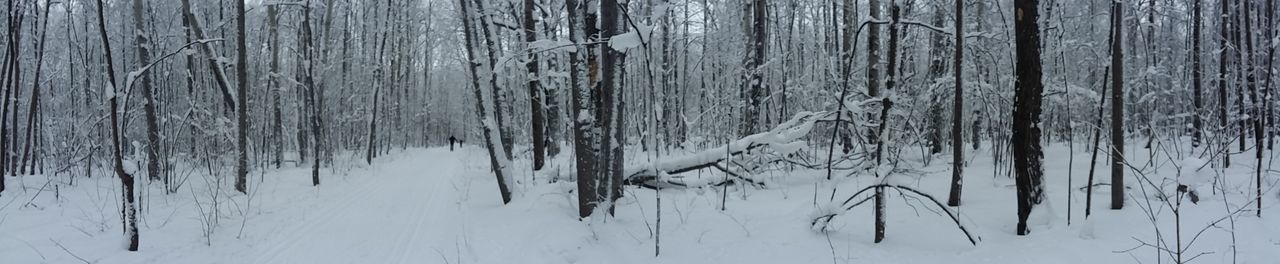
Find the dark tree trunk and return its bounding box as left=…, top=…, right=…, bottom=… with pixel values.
left=2, top=2, right=25, bottom=179
left=1243, top=0, right=1265, bottom=217
left=866, top=0, right=882, bottom=148
left=302, top=2, right=322, bottom=186
left=234, top=0, right=249, bottom=194
left=20, top=3, right=49, bottom=177
left=0, top=0, right=18, bottom=193
left=1192, top=0, right=1204, bottom=148
left=525, top=0, right=546, bottom=170
left=947, top=0, right=964, bottom=207
left=1218, top=0, right=1231, bottom=167
left=1012, top=0, right=1046, bottom=236
left=1109, top=1, right=1125, bottom=210
left=566, top=0, right=598, bottom=218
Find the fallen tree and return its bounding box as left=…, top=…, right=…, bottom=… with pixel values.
left=624, top=111, right=840, bottom=189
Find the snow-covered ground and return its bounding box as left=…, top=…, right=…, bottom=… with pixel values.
left=1, top=143, right=1276, bottom=263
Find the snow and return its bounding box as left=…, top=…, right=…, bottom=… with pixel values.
left=1, top=142, right=1278, bottom=264
left=608, top=31, right=642, bottom=51
left=608, top=24, right=653, bottom=51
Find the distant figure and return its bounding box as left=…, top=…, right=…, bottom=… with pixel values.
left=449, top=136, right=458, bottom=151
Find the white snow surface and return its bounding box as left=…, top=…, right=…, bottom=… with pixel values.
left=1, top=144, right=1278, bottom=264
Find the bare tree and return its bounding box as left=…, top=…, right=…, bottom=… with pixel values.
left=95, top=0, right=139, bottom=251
left=567, top=0, right=598, bottom=218
left=1109, top=0, right=1124, bottom=210
left=947, top=0, right=964, bottom=207
left=459, top=0, right=513, bottom=204
left=1217, top=0, right=1231, bottom=167
left=525, top=0, right=546, bottom=170
left=600, top=0, right=626, bottom=214
left=268, top=3, right=282, bottom=169
left=131, top=0, right=162, bottom=184
left=1012, top=0, right=1045, bottom=235
left=300, top=0, right=323, bottom=186
left=1191, top=0, right=1203, bottom=148
left=234, top=0, right=249, bottom=194
left=739, top=0, right=766, bottom=136
left=19, top=0, right=49, bottom=176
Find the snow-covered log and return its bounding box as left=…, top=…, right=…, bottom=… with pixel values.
left=625, top=111, right=839, bottom=189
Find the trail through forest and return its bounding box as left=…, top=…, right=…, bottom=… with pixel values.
left=244, top=149, right=465, bottom=264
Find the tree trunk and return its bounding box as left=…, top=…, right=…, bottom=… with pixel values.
left=179, top=0, right=238, bottom=112
left=268, top=5, right=282, bottom=169
left=302, top=2, right=322, bottom=186
left=1191, top=0, right=1204, bottom=149
left=234, top=0, right=249, bottom=194
left=1218, top=0, right=1231, bottom=167
left=927, top=9, right=946, bottom=156
left=128, top=0, right=163, bottom=183
left=2, top=2, right=25, bottom=179
left=600, top=0, right=626, bottom=214
left=1109, top=1, right=1125, bottom=210
left=566, top=0, right=599, bottom=218
left=947, top=0, right=964, bottom=207
left=1266, top=0, right=1276, bottom=151
left=460, top=0, right=513, bottom=204
left=20, top=2, right=49, bottom=176
left=1012, top=0, right=1046, bottom=236
left=525, top=0, right=546, bottom=170
left=471, top=0, right=513, bottom=161
left=1243, top=0, right=1264, bottom=217
left=95, top=0, right=139, bottom=251
left=866, top=0, right=883, bottom=148
left=740, top=0, right=766, bottom=136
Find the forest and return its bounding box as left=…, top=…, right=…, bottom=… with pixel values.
left=0, top=0, right=1277, bottom=263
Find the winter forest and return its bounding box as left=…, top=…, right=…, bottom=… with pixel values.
left=0, top=0, right=1277, bottom=263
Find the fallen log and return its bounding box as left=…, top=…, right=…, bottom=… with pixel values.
left=624, top=111, right=839, bottom=189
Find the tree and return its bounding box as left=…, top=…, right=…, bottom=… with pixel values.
left=268, top=3, right=282, bottom=169
left=1191, top=0, right=1204, bottom=149
left=1012, top=0, right=1046, bottom=235
left=525, top=0, right=546, bottom=170
left=459, top=0, right=513, bottom=204
left=740, top=0, right=766, bottom=136
left=1265, top=0, right=1276, bottom=151
left=599, top=0, right=626, bottom=214
left=1109, top=0, right=1124, bottom=210
left=95, top=0, right=139, bottom=250
left=131, top=0, right=162, bottom=184
left=234, top=0, right=249, bottom=194
left=1217, top=0, right=1231, bottom=167
left=302, top=1, right=323, bottom=186
left=179, top=0, right=237, bottom=112
left=866, top=0, right=883, bottom=147
left=19, top=0, right=49, bottom=176
left=947, top=0, right=964, bottom=207
left=567, top=0, right=598, bottom=218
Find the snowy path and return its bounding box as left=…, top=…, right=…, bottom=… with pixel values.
left=244, top=149, right=466, bottom=264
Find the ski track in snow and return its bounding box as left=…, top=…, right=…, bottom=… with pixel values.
left=248, top=150, right=462, bottom=264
